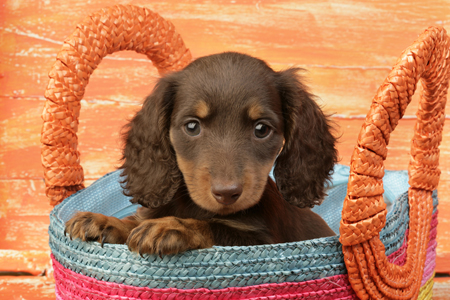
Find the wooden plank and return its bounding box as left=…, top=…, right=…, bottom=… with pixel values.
left=0, top=178, right=92, bottom=254
left=0, top=215, right=51, bottom=251
left=335, top=118, right=450, bottom=175
left=0, top=250, right=50, bottom=276
left=1, top=0, right=448, bottom=116
left=0, top=98, right=133, bottom=180
left=436, top=253, right=450, bottom=275
left=0, top=47, right=411, bottom=117
left=307, top=67, right=424, bottom=118
left=0, top=276, right=55, bottom=299
left=0, top=179, right=51, bottom=218
left=0, top=49, right=160, bottom=104
left=2, top=0, right=449, bottom=66
left=0, top=180, right=51, bottom=252
left=433, top=277, right=450, bottom=300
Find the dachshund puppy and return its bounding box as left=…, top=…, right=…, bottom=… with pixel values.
left=65, top=52, right=337, bottom=256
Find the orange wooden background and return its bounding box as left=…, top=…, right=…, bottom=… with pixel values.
left=1, top=0, right=450, bottom=298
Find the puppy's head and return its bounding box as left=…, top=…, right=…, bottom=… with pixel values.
left=121, top=52, right=337, bottom=214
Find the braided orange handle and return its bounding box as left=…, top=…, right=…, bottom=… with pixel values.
left=339, top=27, right=450, bottom=299
left=41, top=5, right=192, bottom=206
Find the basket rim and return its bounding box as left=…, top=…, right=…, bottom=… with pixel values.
left=50, top=164, right=426, bottom=254
left=48, top=164, right=438, bottom=290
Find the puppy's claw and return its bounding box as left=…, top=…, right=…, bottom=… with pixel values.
left=101, top=235, right=107, bottom=248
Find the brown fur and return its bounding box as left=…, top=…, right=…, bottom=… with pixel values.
left=65, top=52, right=338, bottom=256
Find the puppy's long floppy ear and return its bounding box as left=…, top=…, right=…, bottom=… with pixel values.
left=273, top=68, right=338, bottom=208
left=120, top=74, right=182, bottom=208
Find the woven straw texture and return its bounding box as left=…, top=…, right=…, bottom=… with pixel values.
left=48, top=165, right=438, bottom=299
left=338, top=26, right=449, bottom=299
left=42, top=4, right=448, bottom=299
left=52, top=278, right=435, bottom=300
left=51, top=239, right=437, bottom=300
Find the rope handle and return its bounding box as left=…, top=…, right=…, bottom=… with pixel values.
left=41, top=5, right=192, bottom=206
left=339, top=27, right=450, bottom=299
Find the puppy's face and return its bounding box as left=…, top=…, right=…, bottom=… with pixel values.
left=169, top=53, right=285, bottom=215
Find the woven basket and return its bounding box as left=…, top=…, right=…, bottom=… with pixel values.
left=42, top=5, right=449, bottom=299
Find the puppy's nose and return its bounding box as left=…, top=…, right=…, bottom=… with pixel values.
left=211, top=183, right=243, bottom=205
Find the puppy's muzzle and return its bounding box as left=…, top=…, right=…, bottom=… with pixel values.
left=211, top=181, right=243, bottom=205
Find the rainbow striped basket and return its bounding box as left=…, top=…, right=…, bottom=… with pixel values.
left=48, top=165, right=438, bottom=299
left=42, top=5, right=449, bottom=299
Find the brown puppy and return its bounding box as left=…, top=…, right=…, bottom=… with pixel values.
left=65, top=52, right=337, bottom=256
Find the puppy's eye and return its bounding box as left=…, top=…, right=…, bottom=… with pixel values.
left=254, top=123, right=271, bottom=139
left=184, top=121, right=201, bottom=136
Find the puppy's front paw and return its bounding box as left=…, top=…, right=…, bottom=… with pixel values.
left=65, top=212, right=132, bottom=246
left=126, top=217, right=213, bottom=256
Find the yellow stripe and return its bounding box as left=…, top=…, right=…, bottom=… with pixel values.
left=417, top=274, right=434, bottom=300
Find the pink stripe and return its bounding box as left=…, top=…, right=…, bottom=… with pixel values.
left=52, top=255, right=357, bottom=300
left=52, top=211, right=438, bottom=299
left=55, top=285, right=63, bottom=300
left=387, top=211, right=439, bottom=268
left=421, top=238, right=437, bottom=285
